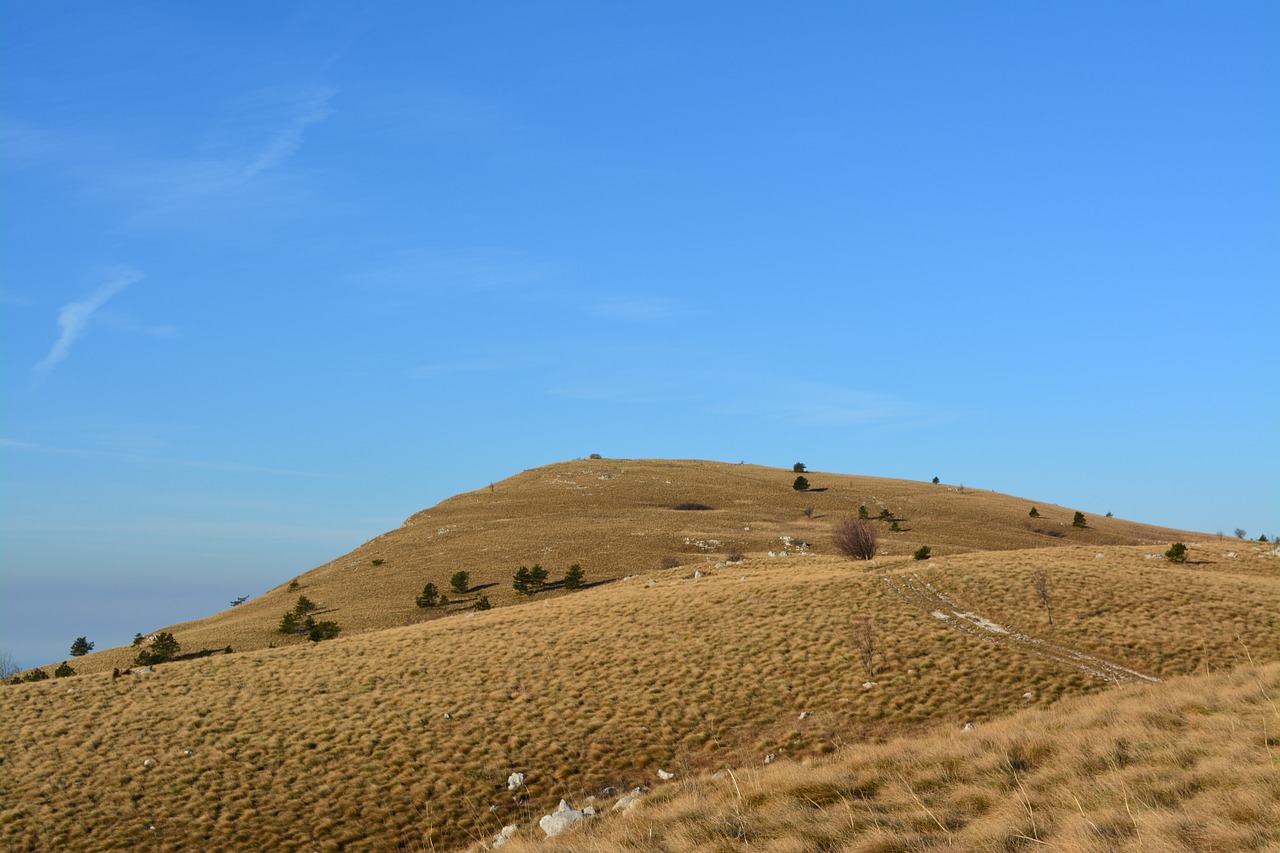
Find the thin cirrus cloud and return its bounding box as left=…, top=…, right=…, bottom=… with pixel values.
left=77, top=86, right=337, bottom=223
left=33, top=266, right=144, bottom=380
left=239, top=87, right=336, bottom=181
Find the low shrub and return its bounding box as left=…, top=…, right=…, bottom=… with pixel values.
left=673, top=502, right=714, bottom=511
left=308, top=621, right=341, bottom=642
left=913, top=545, right=931, bottom=561
left=1166, top=542, right=1188, bottom=564
left=832, top=517, right=878, bottom=561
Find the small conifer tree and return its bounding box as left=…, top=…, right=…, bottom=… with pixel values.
left=1029, top=507, right=1040, bottom=518
left=69, top=637, right=94, bottom=657
left=563, top=563, right=585, bottom=591
left=858, top=505, right=870, bottom=520
left=308, top=621, right=341, bottom=642
left=473, top=596, right=492, bottom=611
left=23, top=668, right=49, bottom=682
left=279, top=611, right=299, bottom=634
left=449, top=571, right=470, bottom=595
left=529, top=564, right=548, bottom=593
left=913, top=545, right=931, bottom=560
left=513, top=566, right=531, bottom=595
left=793, top=475, right=810, bottom=491
left=1072, top=511, right=1087, bottom=528
left=416, top=583, right=440, bottom=608
left=793, top=462, right=807, bottom=473
left=135, top=632, right=180, bottom=665
left=54, top=662, right=76, bottom=678
left=1166, top=542, right=1188, bottom=563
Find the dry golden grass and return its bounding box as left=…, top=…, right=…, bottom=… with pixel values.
left=3, top=535, right=1276, bottom=851
left=502, top=660, right=1280, bottom=852
left=56, top=459, right=1202, bottom=676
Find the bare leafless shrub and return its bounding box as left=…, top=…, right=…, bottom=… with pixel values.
left=854, top=618, right=876, bottom=678
left=0, top=648, right=18, bottom=681
left=1032, top=569, right=1052, bottom=626
left=802, top=507, right=815, bottom=519
left=832, top=517, right=877, bottom=561
left=660, top=557, right=681, bottom=570
left=726, top=551, right=744, bottom=563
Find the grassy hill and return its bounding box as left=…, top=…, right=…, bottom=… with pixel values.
left=3, top=462, right=1276, bottom=853
left=51, top=458, right=1199, bottom=676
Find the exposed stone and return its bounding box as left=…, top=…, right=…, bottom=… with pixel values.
left=612, top=786, right=649, bottom=812
left=539, top=799, right=591, bottom=838
left=491, top=824, right=518, bottom=848
left=506, top=771, right=525, bottom=790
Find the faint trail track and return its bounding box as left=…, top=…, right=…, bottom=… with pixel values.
left=883, top=572, right=1162, bottom=684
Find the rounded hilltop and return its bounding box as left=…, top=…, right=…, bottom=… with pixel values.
left=58, top=457, right=1202, bottom=675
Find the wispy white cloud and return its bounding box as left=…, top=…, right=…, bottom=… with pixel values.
left=33, top=266, right=143, bottom=379
left=352, top=246, right=562, bottom=296
left=406, top=356, right=548, bottom=378
left=240, top=87, right=335, bottom=181
left=0, top=436, right=325, bottom=477
left=588, top=295, right=689, bottom=321
left=717, top=381, right=936, bottom=427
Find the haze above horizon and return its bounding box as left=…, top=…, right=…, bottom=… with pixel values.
left=2, top=1, right=1276, bottom=669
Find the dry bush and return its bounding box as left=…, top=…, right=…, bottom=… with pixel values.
left=832, top=517, right=878, bottom=560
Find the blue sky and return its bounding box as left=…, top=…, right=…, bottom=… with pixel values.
left=2, top=1, right=1277, bottom=669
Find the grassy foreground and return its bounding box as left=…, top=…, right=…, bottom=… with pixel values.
left=497, top=660, right=1280, bottom=852
left=3, top=539, right=1276, bottom=851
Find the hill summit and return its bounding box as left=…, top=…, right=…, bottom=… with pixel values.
left=68, top=458, right=1196, bottom=674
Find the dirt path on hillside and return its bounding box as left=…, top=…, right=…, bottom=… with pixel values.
left=882, top=572, right=1162, bottom=684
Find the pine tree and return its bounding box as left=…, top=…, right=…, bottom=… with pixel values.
left=793, top=475, right=810, bottom=491
left=513, top=566, right=531, bottom=595
left=416, top=583, right=440, bottom=608
left=69, top=636, right=94, bottom=657
left=563, top=563, right=585, bottom=591
left=529, top=564, right=548, bottom=593
left=450, top=571, right=470, bottom=595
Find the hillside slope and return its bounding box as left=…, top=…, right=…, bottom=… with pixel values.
left=4, top=541, right=1276, bottom=851
left=497, top=660, right=1280, bottom=853
left=62, top=459, right=1200, bottom=675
